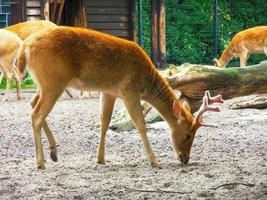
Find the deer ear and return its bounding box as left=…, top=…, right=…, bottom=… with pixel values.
left=180, top=98, right=191, bottom=113
left=173, top=100, right=181, bottom=118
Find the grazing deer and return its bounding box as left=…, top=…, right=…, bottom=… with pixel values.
left=17, top=27, right=224, bottom=169
left=213, top=26, right=267, bottom=67
left=0, top=29, right=22, bottom=101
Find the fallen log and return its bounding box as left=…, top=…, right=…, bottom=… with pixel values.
left=166, top=61, right=267, bottom=112
left=110, top=61, right=267, bottom=131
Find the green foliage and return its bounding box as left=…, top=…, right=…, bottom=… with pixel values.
left=0, top=73, right=36, bottom=89
left=138, top=0, right=267, bottom=66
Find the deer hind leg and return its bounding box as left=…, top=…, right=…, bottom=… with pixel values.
left=31, top=88, right=63, bottom=169
left=31, top=90, right=58, bottom=163
left=0, top=61, right=14, bottom=101
left=15, top=78, right=22, bottom=100
left=122, top=95, right=159, bottom=166
left=239, top=52, right=249, bottom=67
left=97, top=93, right=116, bottom=164
left=13, top=67, right=22, bottom=100
left=2, top=75, right=12, bottom=102
left=0, top=69, right=3, bottom=86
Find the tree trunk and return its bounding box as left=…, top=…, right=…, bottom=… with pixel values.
left=110, top=61, right=267, bottom=131
left=166, top=61, right=267, bottom=112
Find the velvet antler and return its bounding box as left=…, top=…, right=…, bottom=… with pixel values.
left=194, top=91, right=224, bottom=127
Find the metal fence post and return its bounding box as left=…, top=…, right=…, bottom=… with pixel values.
left=138, top=0, right=143, bottom=47
left=213, top=0, right=218, bottom=59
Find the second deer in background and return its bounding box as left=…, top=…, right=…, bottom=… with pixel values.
left=213, top=26, right=267, bottom=67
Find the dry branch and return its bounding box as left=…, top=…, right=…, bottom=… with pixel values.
left=123, top=186, right=191, bottom=194
left=211, top=182, right=255, bottom=190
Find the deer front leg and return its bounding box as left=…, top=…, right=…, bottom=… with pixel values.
left=239, top=52, right=249, bottom=67
left=97, top=93, right=116, bottom=164
left=123, top=95, right=159, bottom=167
left=15, top=78, right=22, bottom=100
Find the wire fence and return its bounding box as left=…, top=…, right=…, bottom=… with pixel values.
left=139, top=0, right=267, bottom=67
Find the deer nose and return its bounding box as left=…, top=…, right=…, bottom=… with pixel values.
left=178, top=154, right=189, bottom=164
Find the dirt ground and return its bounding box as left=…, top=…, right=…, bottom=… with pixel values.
left=0, top=91, right=266, bottom=200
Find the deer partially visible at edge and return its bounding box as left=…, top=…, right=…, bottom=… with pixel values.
left=4, top=20, right=74, bottom=99
left=17, top=27, right=224, bottom=169
left=0, top=20, right=58, bottom=101
left=213, top=26, right=267, bottom=67
left=0, top=29, right=22, bottom=101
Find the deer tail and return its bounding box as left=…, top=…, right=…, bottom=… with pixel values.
left=16, top=42, right=27, bottom=79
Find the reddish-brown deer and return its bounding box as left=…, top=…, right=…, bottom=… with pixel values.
left=17, top=27, right=224, bottom=169
left=4, top=20, right=57, bottom=40
left=213, top=26, right=267, bottom=67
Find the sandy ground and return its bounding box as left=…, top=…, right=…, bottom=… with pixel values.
left=0, top=91, right=266, bottom=200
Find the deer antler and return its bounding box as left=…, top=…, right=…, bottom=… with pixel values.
left=194, top=91, right=224, bottom=127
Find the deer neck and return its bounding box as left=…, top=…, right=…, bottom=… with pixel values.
left=219, top=45, right=234, bottom=67
left=142, top=70, right=178, bottom=127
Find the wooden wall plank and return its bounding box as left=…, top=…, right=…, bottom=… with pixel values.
left=99, top=29, right=129, bottom=37
left=88, top=22, right=129, bottom=30
left=26, top=1, right=41, bottom=7
left=88, top=15, right=129, bottom=23
left=86, top=0, right=133, bottom=40
left=27, top=16, right=41, bottom=21
left=87, top=7, right=129, bottom=15
left=87, top=0, right=128, bottom=7
left=26, top=9, right=41, bottom=15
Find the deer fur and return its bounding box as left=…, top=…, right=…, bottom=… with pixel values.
left=0, top=29, right=22, bottom=101
left=17, top=26, right=223, bottom=169
left=214, top=26, right=267, bottom=67
left=4, top=20, right=57, bottom=40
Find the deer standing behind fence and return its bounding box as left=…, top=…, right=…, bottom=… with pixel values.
left=213, top=26, right=267, bottom=67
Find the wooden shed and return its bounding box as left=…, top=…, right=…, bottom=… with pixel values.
left=6, top=0, right=166, bottom=68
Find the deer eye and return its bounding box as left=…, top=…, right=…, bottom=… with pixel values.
left=186, top=135, right=191, bottom=140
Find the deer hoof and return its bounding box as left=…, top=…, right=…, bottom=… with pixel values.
left=97, top=159, right=106, bottom=165
left=150, top=160, right=160, bottom=168
left=37, top=162, right=46, bottom=170
left=50, top=152, right=58, bottom=162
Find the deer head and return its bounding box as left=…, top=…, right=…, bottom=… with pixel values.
left=171, top=91, right=224, bottom=164
left=213, top=58, right=222, bottom=67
